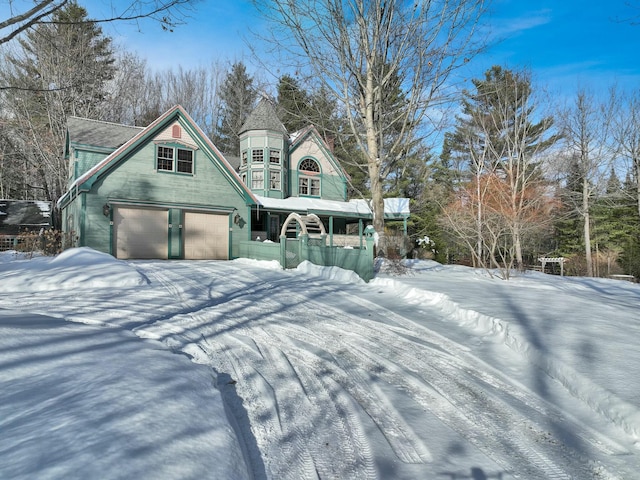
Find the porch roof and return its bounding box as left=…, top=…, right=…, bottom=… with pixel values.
left=254, top=196, right=410, bottom=219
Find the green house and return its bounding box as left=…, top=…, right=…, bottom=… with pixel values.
left=58, top=101, right=409, bottom=266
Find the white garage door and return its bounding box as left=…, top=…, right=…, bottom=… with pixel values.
left=183, top=212, right=229, bottom=260
left=114, top=207, right=168, bottom=259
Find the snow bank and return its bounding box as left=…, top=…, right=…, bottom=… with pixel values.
left=295, top=260, right=365, bottom=284
left=372, top=270, right=640, bottom=444
left=0, top=247, right=148, bottom=292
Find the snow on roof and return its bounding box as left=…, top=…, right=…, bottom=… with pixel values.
left=255, top=195, right=410, bottom=217
left=0, top=200, right=52, bottom=233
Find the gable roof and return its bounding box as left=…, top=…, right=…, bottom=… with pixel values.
left=0, top=200, right=51, bottom=234
left=67, top=117, right=143, bottom=150
left=240, top=97, right=288, bottom=135
left=58, top=105, right=258, bottom=208
left=289, top=124, right=350, bottom=180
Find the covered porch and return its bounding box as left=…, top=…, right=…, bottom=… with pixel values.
left=238, top=196, right=410, bottom=281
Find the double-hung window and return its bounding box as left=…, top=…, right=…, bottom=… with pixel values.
left=251, top=170, right=264, bottom=189
left=269, top=149, right=281, bottom=165
left=269, top=170, right=281, bottom=190
left=299, top=177, right=320, bottom=196
left=157, top=146, right=174, bottom=171
left=157, top=145, right=194, bottom=174
left=298, top=158, right=320, bottom=196
left=176, top=149, right=193, bottom=173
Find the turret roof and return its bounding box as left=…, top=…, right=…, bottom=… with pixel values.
left=239, top=97, right=288, bottom=135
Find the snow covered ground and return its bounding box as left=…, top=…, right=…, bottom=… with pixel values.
left=1, top=248, right=639, bottom=479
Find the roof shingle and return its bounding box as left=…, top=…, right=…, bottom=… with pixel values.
left=239, top=98, right=288, bottom=135
left=67, top=117, right=143, bottom=150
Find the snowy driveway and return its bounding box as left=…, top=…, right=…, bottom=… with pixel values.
left=2, top=255, right=638, bottom=479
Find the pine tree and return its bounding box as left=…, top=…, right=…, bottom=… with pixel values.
left=0, top=1, right=115, bottom=203
left=215, top=62, right=257, bottom=157
left=441, top=65, right=559, bottom=271
left=276, top=75, right=310, bottom=133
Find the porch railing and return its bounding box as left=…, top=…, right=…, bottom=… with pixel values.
left=238, top=226, right=376, bottom=282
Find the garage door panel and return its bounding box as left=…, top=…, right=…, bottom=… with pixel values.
left=183, top=212, right=229, bottom=260
left=114, top=207, right=168, bottom=259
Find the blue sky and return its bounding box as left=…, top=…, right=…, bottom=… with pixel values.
left=478, top=0, right=640, bottom=94
left=2, top=0, right=639, bottom=96
left=96, top=0, right=639, bottom=96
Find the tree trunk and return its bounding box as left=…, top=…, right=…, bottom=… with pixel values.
left=364, top=60, right=386, bottom=250
left=635, top=156, right=640, bottom=220
left=583, top=178, right=593, bottom=276
left=513, top=228, right=524, bottom=271
left=475, top=172, right=482, bottom=267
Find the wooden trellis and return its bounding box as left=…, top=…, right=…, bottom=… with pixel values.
left=538, top=257, right=565, bottom=276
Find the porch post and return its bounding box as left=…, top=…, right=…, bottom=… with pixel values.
left=329, top=216, right=334, bottom=248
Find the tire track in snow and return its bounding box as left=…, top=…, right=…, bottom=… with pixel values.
left=251, top=278, right=608, bottom=479
left=137, top=264, right=378, bottom=479
left=131, top=262, right=619, bottom=479
left=316, top=283, right=628, bottom=478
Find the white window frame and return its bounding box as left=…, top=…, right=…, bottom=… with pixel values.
left=156, top=145, right=194, bottom=175
left=251, top=170, right=264, bottom=189
left=252, top=149, right=264, bottom=163
left=269, top=170, right=281, bottom=190
left=269, top=149, right=281, bottom=164
left=157, top=146, right=174, bottom=171
left=298, top=176, right=320, bottom=196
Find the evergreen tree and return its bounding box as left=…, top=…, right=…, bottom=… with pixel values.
left=441, top=66, right=559, bottom=271
left=276, top=74, right=310, bottom=133
left=605, top=166, right=621, bottom=195
left=215, top=62, right=257, bottom=156
left=0, top=1, right=115, bottom=203
left=555, top=154, right=586, bottom=258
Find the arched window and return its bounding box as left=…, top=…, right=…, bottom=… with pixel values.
left=299, top=158, right=320, bottom=173
left=298, top=158, right=320, bottom=196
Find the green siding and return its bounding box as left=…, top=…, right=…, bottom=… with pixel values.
left=71, top=149, right=111, bottom=185
left=289, top=169, right=346, bottom=202
left=73, top=138, right=249, bottom=258
left=241, top=130, right=289, bottom=198
left=83, top=194, right=113, bottom=253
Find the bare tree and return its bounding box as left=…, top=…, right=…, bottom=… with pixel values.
left=251, top=0, right=488, bottom=247
left=613, top=88, right=640, bottom=219
left=134, top=62, right=226, bottom=134
left=442, top=67, right=559, bottom=272
left=559, top=89, right=617, bottom=277
left=0, top=0, right=192, bottom=48
left=101, top=51, right=150, bottom=125
left=1, top=2, right=116, bottom=202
